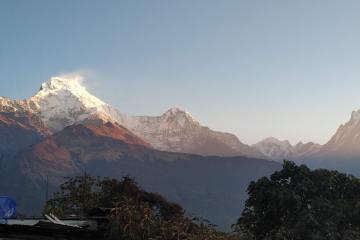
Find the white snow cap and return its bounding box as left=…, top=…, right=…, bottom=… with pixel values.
left=40, top=74, right=83, bottom=89
left=36, top=75, right=106, bottom=108
left=162, top=107, right=200, bottom=125
left=29, top=74, right=124, bottom=131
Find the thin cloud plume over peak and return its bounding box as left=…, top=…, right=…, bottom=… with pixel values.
left=55, top=69, right=94, bottom=85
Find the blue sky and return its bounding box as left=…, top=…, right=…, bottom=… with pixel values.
left=0, top=0, right=359, bottom=144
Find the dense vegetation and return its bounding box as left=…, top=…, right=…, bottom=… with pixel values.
left=236, top=161, right=360, bottom=240
left=45, top=161, right=360, bottom=240
left=44, top=175, right=240, bottom=240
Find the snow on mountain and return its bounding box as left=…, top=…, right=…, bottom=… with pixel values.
left=1, top=76, right=127, bottom=132
left=0, top=97, right=38, bottom=113
left=29, top=76, right=128, bottom=131
left=127, top=107, right=200, bottom=134
left=124, top=108, right=263, bottom=157
left=253, top=137, right=321, bottom=162
left=123, top=108, right=201, bottom=151
left=253, top=137, right=293, bottom=161
left=0, top=75, right=263, bottom=158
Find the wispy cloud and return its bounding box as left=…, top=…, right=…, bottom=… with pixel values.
left=55, top=69, right=94, bottom=84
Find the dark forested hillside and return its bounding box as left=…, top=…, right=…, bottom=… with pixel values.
left=1, top=123, right=281, bottom=229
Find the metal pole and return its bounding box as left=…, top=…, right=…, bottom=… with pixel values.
left=46, top=175, right=49, bottom=202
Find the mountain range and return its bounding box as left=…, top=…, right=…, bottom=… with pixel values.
left=253, top=137, right=322, bottom=162
left=5, top=75, right=357, bottom=163
left=0, top=76, right=281, bottom=230
left=2, top=75, right=360, bottom=228
left=252, top=110, right=360, bottom=176
left=0, top=76, right=264, bottom=158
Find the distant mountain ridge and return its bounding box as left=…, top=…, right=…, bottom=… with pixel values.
left=126, top=107, right=262, bottom=157
left=320, top=110, right=360, bottom=156
left=298, top=110, right=360, bottom=176
left=250, top=110, right=360, bottom=176
left=253, top=137, right=321, bottom=162
left=0, top=75, right=264, bottom=158
left=4, top=74, right=360, bottom=172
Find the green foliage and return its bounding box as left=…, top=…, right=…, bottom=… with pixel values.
left=45, top=175, right=241, bottom=240
left=236, top=160, right=360, bottom=240
left=107, top=198, right=241, bottom=240
left=43, top=174, right=100, bottom=217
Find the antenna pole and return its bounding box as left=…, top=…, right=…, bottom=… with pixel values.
left=45, top=175, right=49, bottom=202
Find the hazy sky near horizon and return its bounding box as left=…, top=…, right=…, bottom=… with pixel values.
left=0, top=0, right=359, bottom=145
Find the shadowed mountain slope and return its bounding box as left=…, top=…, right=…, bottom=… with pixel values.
left=11, top=122, right=280, bottom=229
left=0, top=111, right=50, bottom=158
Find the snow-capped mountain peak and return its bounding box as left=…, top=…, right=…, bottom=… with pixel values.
left=29, top=75, right=126, bottom=131
left=253, top=137, right=293, bottom=160
left=35, top=76, right=106, bottom=109
left=164, top=107, right=187, bottom=116
left=253, top=137, right=321, bottom=161
left=160, top=107, right=200, bottom=128
left=26, top=76, right=205, bottom=137
left=40, top=75, right=82, bottom=90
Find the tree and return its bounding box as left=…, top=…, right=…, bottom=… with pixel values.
left=235, top=160, right=360, bottom=240
left=45, top=175, right=241, bottom=240
left=43, top=175, right=100, bottom=217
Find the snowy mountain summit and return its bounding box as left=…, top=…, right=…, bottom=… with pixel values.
left=161, top=107, right=200, bottom=128
left=253, top=137, right=293, bottom=160
left=0, top=75, right=263, bottom=158
left=127, top=107, right=262, bottom=157
left=253, top=137, right=321, bottom=162
left=30, top=76, right=126, bottom=131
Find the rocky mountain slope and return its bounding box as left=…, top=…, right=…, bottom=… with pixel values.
left=299, top=110, right=360, bottom=176
left=251, top=109, right=360, bottom=172
left=320, top=110, right=360, bottom=157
